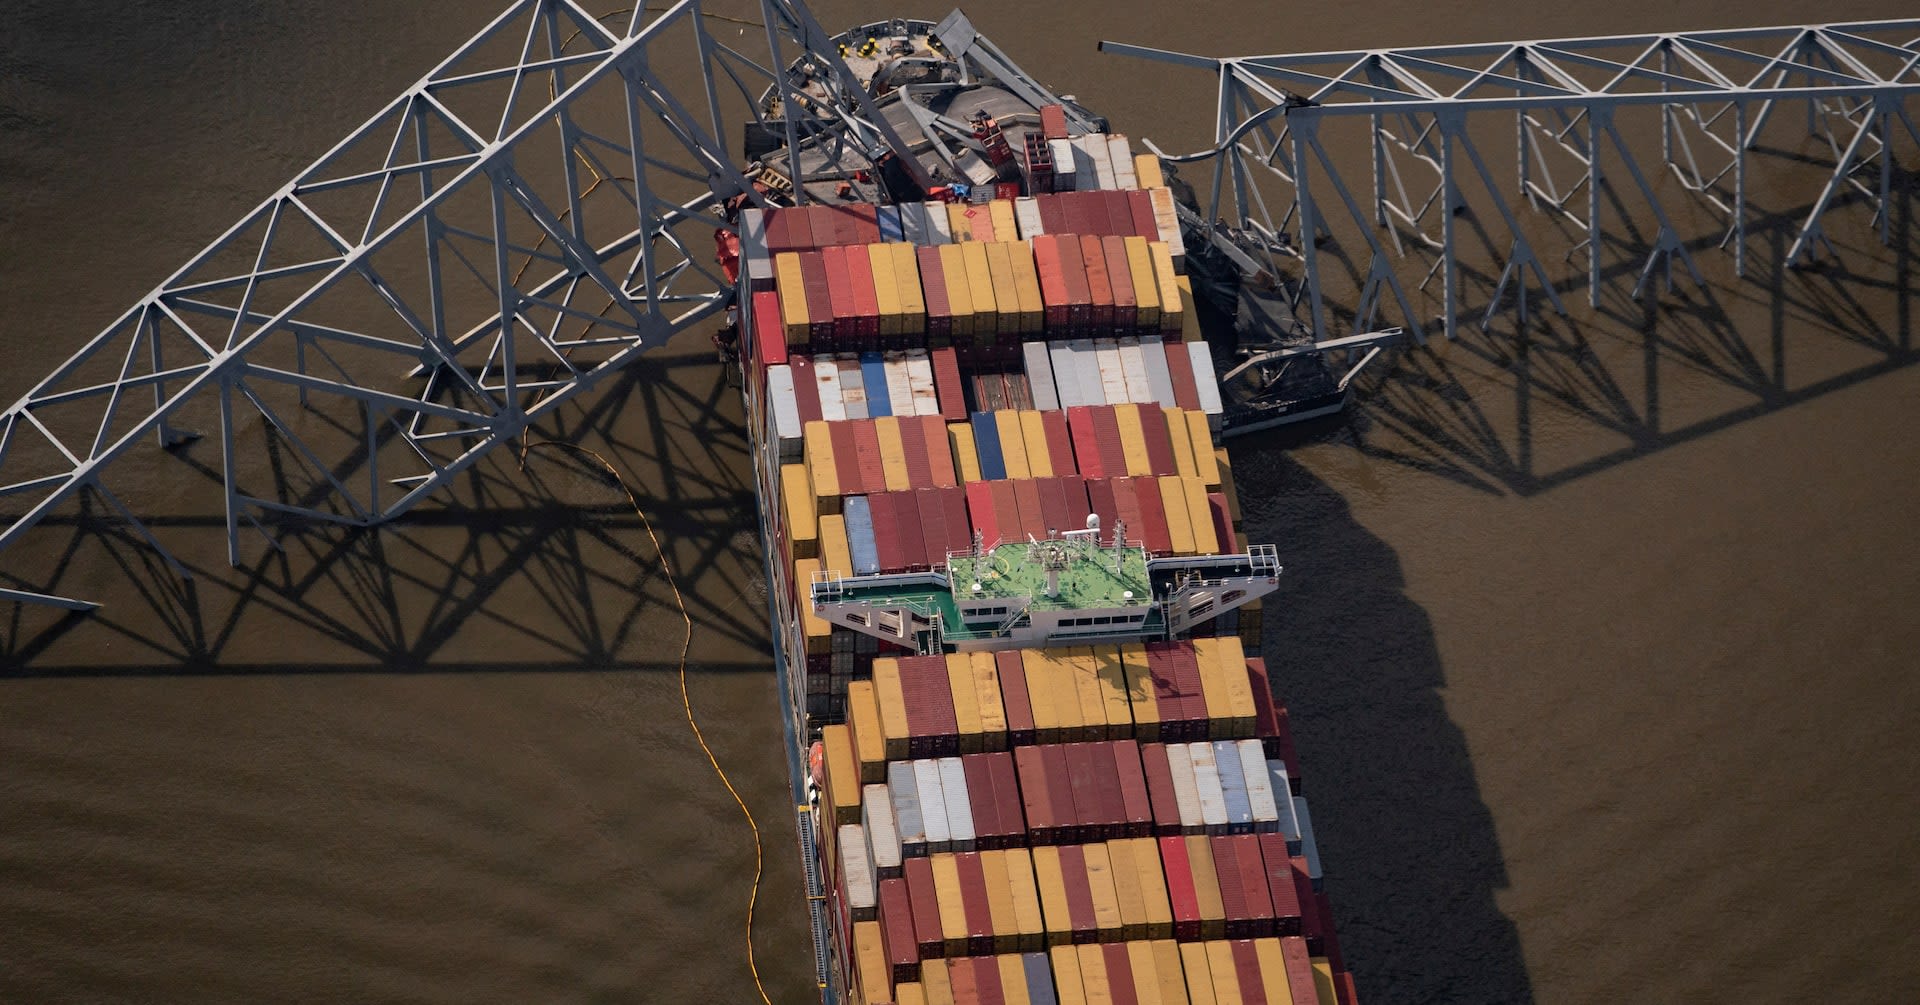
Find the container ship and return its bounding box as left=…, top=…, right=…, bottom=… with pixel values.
left=725, top=12, right=1360, bottom=1004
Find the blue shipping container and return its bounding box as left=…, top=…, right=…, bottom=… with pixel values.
left=844, top=495, right=880, bottom=575
left=860, top=351, right=892, bottom=417
left=970, top=411, right=1007, bottom=480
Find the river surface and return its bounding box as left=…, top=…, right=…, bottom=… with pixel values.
left=3, top=1, right=1917, bottom=1001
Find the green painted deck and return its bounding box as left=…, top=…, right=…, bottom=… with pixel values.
left=947, top=540, right=1152, bottom=611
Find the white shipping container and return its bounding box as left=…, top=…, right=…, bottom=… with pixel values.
left=769, top=364, right=803, bottom=459
left=837, top=355, right=868, bottom=420
left=1147, top=188, right=1186, bottom=263
left=1293, top=795, right=1323, bottom=889
left=1141, top=336, right=1178, bottom=408
left=1187, top=740, right=1229, bottom=832
left=926, top=200, right=954, bottom=244
left=1117, top=336, right=1152, bottom=404
left=862, top=783, right=903, bottom=876
left=1083, top=134, right=1118, bottom=191
left=884, top=353, right=915, bottom=417
left=1185, top=342, right=1225, bottom=428
left=1071, top=338, right=1105, bottom=407
left=1095, top=338, right=1129, bottom=406
left=1212, top=739, right=1253, bottom=832
left=1014, top=196, right=1045, bottom=239
left=915, top=759, right=952, bottom=851
left=1106, top=135, right=1137, bottom=189
left=1049, top=138, right=1078, bottom=190
left=1164, top=742, right=1204, bottom=833
left=1049, top=343, right=1082, bottom=409
left=1268, top=761, right=1302, bottom=853
left=901, top=201, right=930, bottom=244
left=741, top=207, right=773, bottom=283
left=1070, top=136, right=1101, bottom=190
left=815, top=355, right=846, bottom=422
left=1023, top=342, right=1060, bottom=412
left=1235, top=740, right=1280, bottom=831
left=906, top=351, right=940, bottom=416
left=937, top=756, right=977, bottom=851
left=889, top=761, right=927, bottom=853
left=839, top=823, right=877, bottom=918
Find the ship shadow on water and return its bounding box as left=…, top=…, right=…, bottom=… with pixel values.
left=3, top=350, right=773, bottom=677
left=1230, top=435, right=1536, bottom=1003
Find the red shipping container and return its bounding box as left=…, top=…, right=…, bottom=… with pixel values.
left=1085, top=477, right=1118, bottom=541
left=844, top=243, right=882, bottom=344
left=941, top=485, right=973, bottom=557
left=1337, top=971, right=1359, bottom=1005
left=966, top=481, right=999, bottom=547
left=1170, top=644, right=1208, bottom=740
left=807, top=205, right=840, bottom=250
left=1108, top=476, right=1144, bottom=552
left=870, top=489, right=904, bottom=574
left=1063, top=191, right=1095, bottom=236
left=956, top=851, right=996, bottom=956
left=1128, top=190, right=1158, bottom=241
left=1100, top=942, right=1141, bottom=1005
left=988, top=751, right=1024, bottom=847
left=1059, top=475, right=1091, bottom=525
left=1140, top=742, right=1182, bottom=834
left=1209, top=493, right=1235, bottom=556
left=1130, top=476, right=1174, bottom=555
left=905, top=856, right=947, bottom=958
left=1163, top=338, right=1201, bottom=409
left=1211, top=835, right=1251, bottom=930
left=1316, top=891, right=1344, bottom=971
left=962, top=754, right=1000, bottom=844
left=751, top=290, right=787, bottom=367
left=1293, top=857, right=1324, bottom=952
left=1014, top=745, right=1055, bottom=841
left=1038, top=192, right=1068, bottom=235
left=949, top=953, right=978, bottom=1002
left=1158, top=835, right=1202, bottom=941
left=996, top=650, right=1036, bottom=747
left=987, top=480, right=1020, bottom=548
left=1102, top=236, right=1138, bottom=330
left=789, top=354, right=823, bottom=423
left=1063, top=742, right=1103, bottom=839
left=1040, top=410, right=1076, bottom=476
left=1139, top=406, right=1178, bottom=475
left=1055, top=228, right=1093, bottom=327
left=899, top=418, right=933, bottom=488
left=763, top=207, right=792, bottom=254
left=1232, top=833, right=1277, bottom=936
left=850, top=203, right=881, bottom=245
left=1042, top=745, right=1077, bottom=844
left=879, top=877, right=920, bottom=984
left=1067, top=406, right=1104, bottom=479
left=1112, top=740, right=1154, bottom=837
left=853, top=420, right=887, bottom=499
left=1011, top=478, right=1047, bottom=544
left=1036, top=475, right=1072, bottom=540
left=931, top=347, right=967, bottom=419
left=913, top=489, right=945, bottom=570
left=918, top=245, right=954, bottom=340
left=1031, top=235, right=1071, bottom=330
left=1040, top=104, right=1068, bottom=139
left=1229, top=940, right=1269, bottom=1005
left=1143, top=644, right=1183, bottom=735
left=899, top=654, right=959, bottom=756
left=1103, top=191, right=1136, bottom=239
left=1274, top=702, right=1303, bottom=793
left=1079, top=234, right=1117, bottom=329
left=822, top=246, right=858, bottom=341
left=1057, top=844, right=1099, bottom=942
left=1280, top=936, right=1320, bottom=1005
left=798, top=250, right=836, bottom=343
left=1245, top=655, right=1279, bottom=748
left=1091, top=406, right=1128, bottom=481
left=828, top=419, right=862, bottom=494
left=923, top=415, right=958, bottom=488
left=974, top=955, right=1008, bottom=1005
left=1094, top=741, right=1130, bottom=838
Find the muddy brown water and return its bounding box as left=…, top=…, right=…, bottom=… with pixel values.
left=4, top=1, right=1918, bottom=1001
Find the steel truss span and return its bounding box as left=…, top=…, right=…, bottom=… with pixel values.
left=0, top=0, right=910, bottom=611
left=1103, top=19, right=1920, bottom=343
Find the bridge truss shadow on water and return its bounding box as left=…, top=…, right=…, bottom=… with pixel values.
left=1, top=349, right=774, bottom=675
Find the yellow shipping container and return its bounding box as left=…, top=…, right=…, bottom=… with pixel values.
left=1183, top=476, right=1219, bottom=555
left=1031, top=845, right=1074, bottom=946
left=1083, top=842, right=1124, bottom=939
left=998, top=954, right=1033, bottom=1005
left=995, top=409, right=1031, bottom=479
left=1208, top=445, right=1234, bottom=519
left=876, top=416, right=912, bottom=492
left=847, top=679, right=887, bottom=784
left=1131, top=836, right=1175, bottom=939
left=804, top=420, right=840, bottom=500
left=946, top=201, right=974, bottom=241
left=1165, top=408, right=1198, bottom=479
left=794, top=557, right=832, bottom=657
left=970, top=650, right=1009, bottom=750
left=1158, top=475, right=1197, bottom=556
left=930, top=852, right=969, bottom=956
left=1124, top=940, right=1169, bottom=1005
left=1180, top=942, right=1220, bottom=1005
left=781, top=463, right=818, bottom=558
left=1205, top=942, right=1244, bottom=1005
left=1115, top=403, right=1152, bottom=477
left=1252, top=939, right=1293, bottom=1005
left=820, top=513, right=854, bottom=579
left=961, top=240, right=1000, bottom=337
left=853, top=920, right=892, bottom=1005
left=1134, top=153, right=1167, bottom=190
left=1067, top=647, right=1107, bottom=742
left=891, top=242, right=927, bottom=331
left=1019, top=409, right=1053, bottom=479
left=922, top=956, right=955, bottom=1005
left=938, top=243, right=976, bottom=338
left=822, top=723, right=861, bottom=827
left=1077, top=943, right=1113, bottom=1004
left=1003, top=847, right=1047, bottom=952
left=1094, top=645, right=1132, bottom=738
left=897, top=982, right=928, bottom=1005
left=949, top=421, right=983, bottom=483
left=1151, top=939, right=1191, bottom=1005
left=980, top=849, right=1020, bottom=954
left=1184, top=836, right=1226, bottom=938
left=1124, top=236, right=1162, bottom=327
left=1215, top=634, right=1255, bottom=735
left=989, top=199, right=1018, bottom=242
left=1190, top=636, right=1232, bottom=733
left=945, top=652, right=985, bottom=754
left=775, top=251, right=809, bottom=345
left=1106, top=838, right=1148, bottom=940
left=1008, top=240, right=1046, bottom=332
left=873, top=656, right=912, bottom=761
left=1120, top=642, right=1160, bottom=740
left=984, top=242, right=1022, bottom=337
left=1021, top=648, right=1064, bottom=743
left=1311, top=960, right=1338, bottom=1005
left=1151, top=242, right=1184, bottom=334
left=1177, top=274, right=1203, bottom=342
left=868, top=243, right=904, bottom=338
left=1051, top=945, right=1089, bottom=1005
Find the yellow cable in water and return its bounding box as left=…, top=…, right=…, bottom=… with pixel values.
left=520, top=439, right=774, bottom=1005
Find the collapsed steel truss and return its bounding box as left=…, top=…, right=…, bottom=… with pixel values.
left=0, top=0, right=914, bottom=611
left=1104, top=19, right=1920, bottom=343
